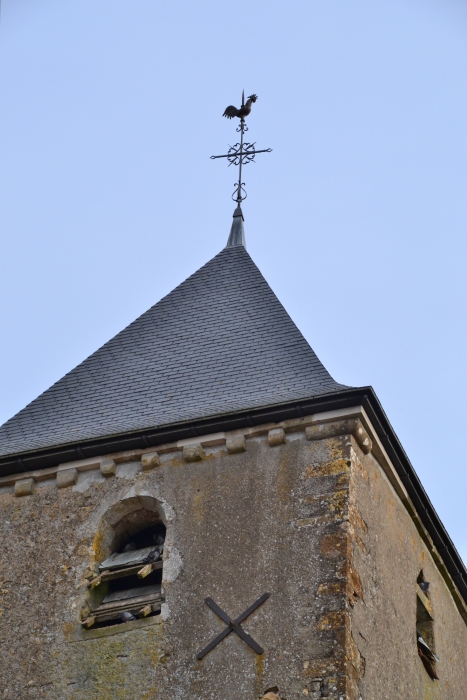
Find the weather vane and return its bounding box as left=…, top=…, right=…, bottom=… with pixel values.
left=211, top=91, right=272, bottom=209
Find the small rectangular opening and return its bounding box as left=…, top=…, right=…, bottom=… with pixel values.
left=416, top=572, right=438, bottom=680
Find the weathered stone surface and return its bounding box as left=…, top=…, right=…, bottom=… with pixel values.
left=226, top=434, right=247, bottom=453
left=0, top=418, right=465, bottom=699
left=56, top=468, right=78, bottom=488
left=55, top=617, right=164, bottom=699
left=182, top=443, right=204, bottom=461
left=320, top=532, right=351, bottom=559
left=14, top=477, right=34, bottom=497
left=100, top=458, right=116, bottom=477
left=141, top=451, right=160, bottom=470
left=0, top=428, right=352, bottom=699
left=268, top=428, right=286, bottom=446
left=352, top=419, right=372, bottom=454
left=305, top=418, right=372, bottom=454
left=349, top=446, right=467, bottom=699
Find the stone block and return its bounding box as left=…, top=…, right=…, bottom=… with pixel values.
left=226, top=435, right=246, bottom=453
left=315, top=610, right=347, bottom=631
left=305, top=459, right=349, bottom=478
left=100, top=458, right=116, bottom=477
left=320, top=533, right=350, bottom=559
left=316, top=581, right=346, bottom=596
left=14, top=478, right=34, bottom=497
left=353, top=419, right=372, bottom=454
left=305, top=419, right=372, bottom=454
left=141, top=451, right=160, bottom=470
left=56, top=468, right=78, bottom=488
left=302, top=659, right=343, bottom=678
left=183, top=444, right=204, bottom=462
left=268, top=428, right=286, bottom=446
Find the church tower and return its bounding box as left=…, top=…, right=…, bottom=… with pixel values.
left=0, top=96, right=466, bottom=700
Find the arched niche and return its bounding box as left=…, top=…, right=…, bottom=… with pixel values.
left=95, top=495, right=167, bottom=562
left=83, top=495, right=167, bottom=629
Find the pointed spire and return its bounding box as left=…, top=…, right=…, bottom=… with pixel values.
left=226, top=205, right=246, bottom=248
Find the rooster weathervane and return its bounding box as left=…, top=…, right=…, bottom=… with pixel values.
left=211, top=91, right=272, bottom=206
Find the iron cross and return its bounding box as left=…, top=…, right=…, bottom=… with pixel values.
left=211, top=91, right=272, bottom=205
left=197, top=592, right=270, bottom=659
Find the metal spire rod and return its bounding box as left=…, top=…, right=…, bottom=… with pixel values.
left=211, top=91, right=272, bottom=206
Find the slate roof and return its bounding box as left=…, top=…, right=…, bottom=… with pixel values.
left=0, top=243, right=346, bottom=457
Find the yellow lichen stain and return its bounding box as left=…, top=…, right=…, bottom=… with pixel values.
left=91, top=524, right=106, bottom=565
left=328, top=489, right=348, bottom=514
left=305, top=459, right=349, bottom=479
left=62, top=622, right=75, bottom=641
left=336, top=472, right=350, bottom=488
left=255, top=653, right=265, bottom=697
left=316, top=581, right=345, bottom=596
left=326, top=436, right=346, bottom=456
left=302, top=490, right=347, bottom=512
left=315, top=611, right=346, bottom=631
left=57, top=622, right=163, bottom=699
left=256, top=653, right=264, bottom=675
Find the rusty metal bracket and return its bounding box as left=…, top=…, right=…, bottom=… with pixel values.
left=197, top=592, right=270, bottom=659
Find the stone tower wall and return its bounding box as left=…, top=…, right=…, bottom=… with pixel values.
left=349, top=427, right=467, bottom=700
left=0, top=410, right=465, bottom=699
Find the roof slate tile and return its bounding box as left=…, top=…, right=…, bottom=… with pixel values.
left=0, top=244, right=346, bottom=457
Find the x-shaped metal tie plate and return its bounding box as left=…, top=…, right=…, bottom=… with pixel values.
left=197, top=592, right=270, bottom=659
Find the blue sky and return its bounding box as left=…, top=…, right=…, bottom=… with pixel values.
left=0, top=0, right=466, bottom=563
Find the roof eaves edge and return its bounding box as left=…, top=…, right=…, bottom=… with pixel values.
left=0, top=386, right=465, bottom=606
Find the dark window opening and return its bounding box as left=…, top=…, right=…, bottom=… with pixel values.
left=416, top=570, right=438, bottom=680
left=82, top=523, right=166, bottom=630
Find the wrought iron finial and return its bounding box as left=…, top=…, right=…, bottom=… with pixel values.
left=211, top=91, right=272, bottom=209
